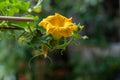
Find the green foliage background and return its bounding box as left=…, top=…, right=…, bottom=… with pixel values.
left=0, top=0, right=120, bottom=80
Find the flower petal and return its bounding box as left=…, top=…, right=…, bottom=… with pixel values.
left=38, top=13, right=77, bottom=40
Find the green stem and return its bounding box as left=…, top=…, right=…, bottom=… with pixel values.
left=56, top=37, right=75, bottom=49
left=0, top=27, right=24, bottom=30
left=0, top=10, right=5, bottom=16
left=0, top=23, right=24, bottom=30
left=28, top=53, right=42, bottom=69
left=67, top=37, right=75, bottom=45
left=27, top=23, right=34, bottom=36
left=34, top=0, right=43, bottom=8
left=0, top=21, right=6, bottom=26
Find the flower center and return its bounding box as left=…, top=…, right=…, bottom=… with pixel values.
left=48, top=17, right=65, bottom=27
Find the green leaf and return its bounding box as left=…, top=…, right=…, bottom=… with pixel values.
left=9, top=21, right=28, bottom=28
left=77, top=23, right=84, bottom=31
left=82, top=35, right=88, bottom=39
left=16, top=1, right=30, bottom=13
left=9, top=0, right=17, bottom=3
left=0, top=1, right=10, bottom=9
left=8, top=7, right=19, bottom=16
left=24, top=14, right=39, bottom=21
left=72, top=33, right=81, bottom=38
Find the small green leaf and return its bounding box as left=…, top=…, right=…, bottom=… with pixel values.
left=82, top=35, right=88, bottom=39
left=77, top=23, right=84, bottom=31
left=72, top=31, right=81, bottom=38
left=24, top=15, right=39, bottom=21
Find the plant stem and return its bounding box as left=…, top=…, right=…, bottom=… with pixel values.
left=0, top=16, right=34, bottom=22
left=0, top=27, right=24, bottom=30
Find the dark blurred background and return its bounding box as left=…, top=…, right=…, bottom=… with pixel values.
left=0, top=0, right=120, bottom=80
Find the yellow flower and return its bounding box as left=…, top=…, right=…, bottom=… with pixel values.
left=38, top=13, right=77, bottom=40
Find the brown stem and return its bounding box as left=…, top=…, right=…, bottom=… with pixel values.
left=0, top=16, right=34, bottom=22
left=0, top=27, right=24, bottom=30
